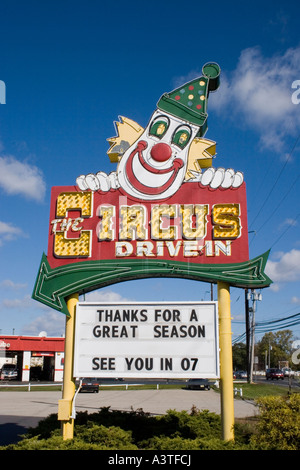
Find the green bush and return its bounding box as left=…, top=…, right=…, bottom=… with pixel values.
left=2, top=424, right=137, bottom=450
left=250, top=394, right=300, bottom=450
left=1, top=395, right=299, bottom=450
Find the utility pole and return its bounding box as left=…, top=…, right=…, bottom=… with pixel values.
left=247, top=290, right=262, bottom=383
left=245, top=289, right=251, bottom=382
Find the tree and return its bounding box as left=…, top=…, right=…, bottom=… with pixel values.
left=232, top=342, right=247, bottom=370
left=256, top=330, right=294, bottom=369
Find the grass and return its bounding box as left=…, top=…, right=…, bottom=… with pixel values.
left=1, top=379, right=299, bottom=400
left=233, top=381, right=299, bottom=399
left=99, top=383, right=185, bottom=391
left=0, top=384, right=63, bottom=392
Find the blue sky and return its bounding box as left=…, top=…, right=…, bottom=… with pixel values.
left=0, top=0, right=300, bottom=345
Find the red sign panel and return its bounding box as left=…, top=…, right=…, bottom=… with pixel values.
left=47, top=182, right=248, bottom=269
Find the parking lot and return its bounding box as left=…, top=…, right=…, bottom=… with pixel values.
left=0, top=387, right=258, bottom=445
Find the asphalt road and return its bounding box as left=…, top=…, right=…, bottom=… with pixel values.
left=0, top=388, right=258, bottom=446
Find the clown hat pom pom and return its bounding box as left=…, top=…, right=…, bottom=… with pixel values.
left=202, top=62, right=221, bottom=92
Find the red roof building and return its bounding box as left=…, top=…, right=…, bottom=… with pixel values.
left=0, top=335, right=65, bottom=382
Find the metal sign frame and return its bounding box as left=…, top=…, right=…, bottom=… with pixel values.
left=73, top=301, right=219, bottom=379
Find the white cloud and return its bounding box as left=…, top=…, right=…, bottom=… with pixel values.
left=284, top=218, right=298, bottom=227
left=0, top=279, right=27, bottom=289
left=209, top=46, right=300, bottom=151
left=0, top=220, right=25, bottom=246
left=269, top=283, right=281, bottom=292
left=266, top=249, right=300, bottom=282
left=278, top=218, right=298, bottom=231
left=81, top=289, right=132, bottom=302
left=0, top=155, right=46, bottom=201
left=2, top=294, right=33, bottom=309
left=21, top=290, right=133, bottom=336
left=21, top=310, right=66, bottom=337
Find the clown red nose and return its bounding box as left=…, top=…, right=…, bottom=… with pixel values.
left=150, top=142, right=172, bottom=162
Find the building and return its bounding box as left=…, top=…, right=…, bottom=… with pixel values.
left=0, top=335, right=65, bottom=382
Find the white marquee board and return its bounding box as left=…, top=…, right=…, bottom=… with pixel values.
left=74, top=301, right=219, bottom=379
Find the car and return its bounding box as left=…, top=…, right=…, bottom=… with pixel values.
left=186, top=379, right=210, bottom=390
left=0, top=364, right=18, bottom=380
left=282, top=368, right=294, bottom=378
left=235, top=370, right=247, bottom=379
left=266, top=368, right=284, bottom=380
left=78, top=378, right=99, bottom=393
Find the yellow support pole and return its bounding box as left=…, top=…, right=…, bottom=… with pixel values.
left=218, top=281, right=235, bottom=441
left=58, top=293, right=78, bottom=440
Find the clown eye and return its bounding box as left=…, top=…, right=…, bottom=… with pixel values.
left=172, top=126, right=191, bottom=149
left=149, top=116, right=169, bottom=138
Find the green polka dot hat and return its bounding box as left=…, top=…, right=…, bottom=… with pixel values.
left=157, top=62, right=220, bottom=137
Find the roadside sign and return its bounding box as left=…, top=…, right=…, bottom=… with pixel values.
left=73, top=301, right=219, bottom=379
left=31, top=61, right=273, bottom=441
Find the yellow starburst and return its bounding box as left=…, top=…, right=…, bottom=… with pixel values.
left=185, top=138, right=216, bottom=179
left=107, top=116, right=144, bottom=162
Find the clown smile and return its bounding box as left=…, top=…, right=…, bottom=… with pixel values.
left=125, top=140, right=184, bottom=196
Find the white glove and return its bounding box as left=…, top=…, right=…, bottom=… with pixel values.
left=76, top=167, right=243, bottom=192
left=198, top=168, right=243, bottom=188
left=76, top=171, right=119, bottom=191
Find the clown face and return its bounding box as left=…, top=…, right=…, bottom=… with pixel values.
left=117, top=110, right=200, bottom=200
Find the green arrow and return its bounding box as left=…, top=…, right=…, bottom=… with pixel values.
left=32, top=251, right=272, bottom=315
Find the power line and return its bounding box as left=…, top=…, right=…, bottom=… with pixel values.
left=232, top=312, right=300, bottom=344
left=256, top=311, right=300, bottom=326
left=248, top=132, right=300, bottom=232
left=253, top=176, right=300, bottom=237
left=269, top=212, right=300, bottom=249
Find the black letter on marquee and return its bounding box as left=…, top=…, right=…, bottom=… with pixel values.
left=189, top=309, right=198, bottom=321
